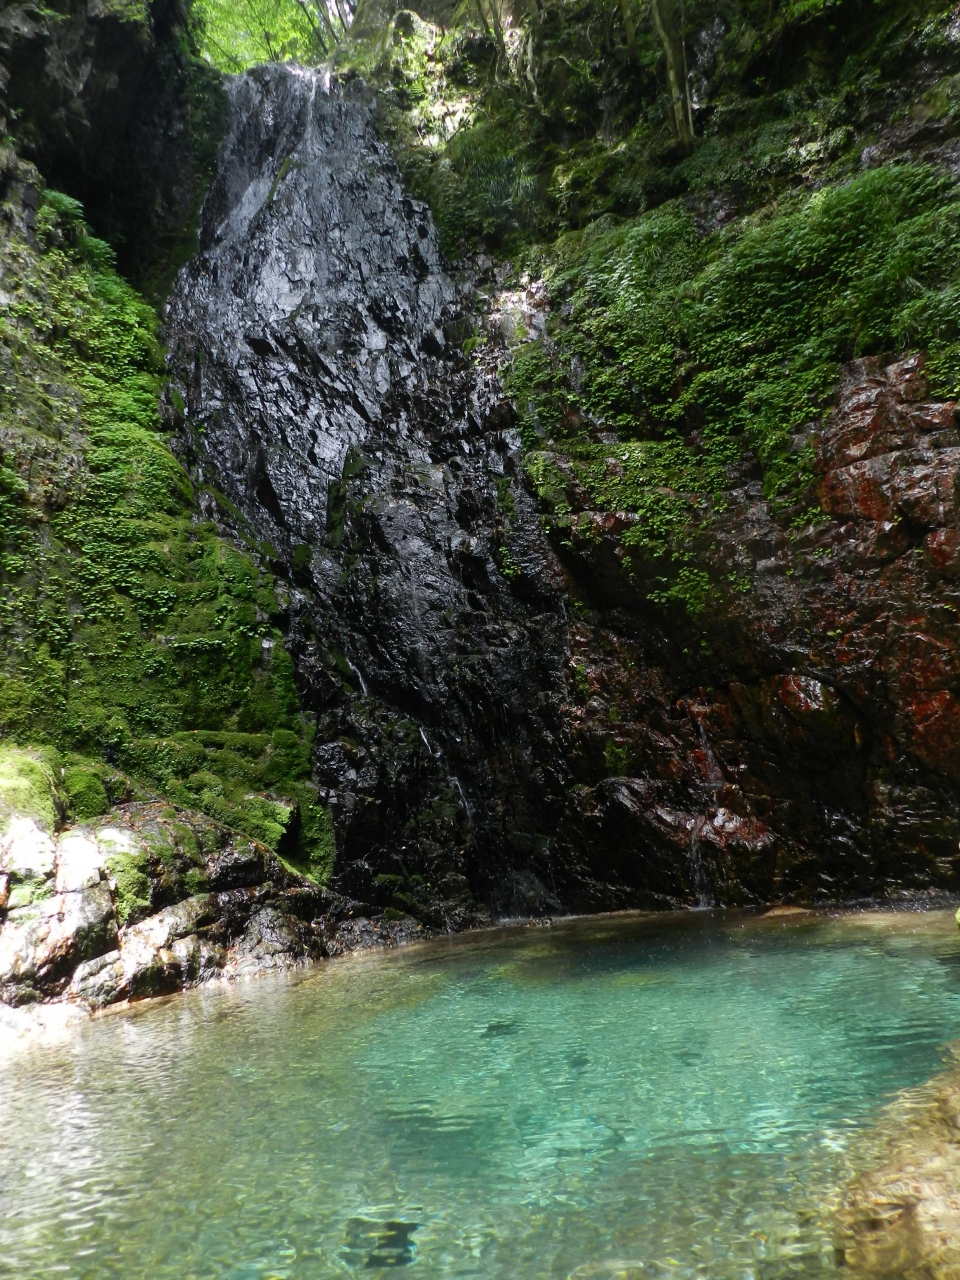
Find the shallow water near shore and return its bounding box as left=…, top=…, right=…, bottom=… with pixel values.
left=3, top=907, right=960, bottom=1280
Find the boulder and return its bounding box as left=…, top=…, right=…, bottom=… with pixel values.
left=0, top=883, right=117, bottom=1003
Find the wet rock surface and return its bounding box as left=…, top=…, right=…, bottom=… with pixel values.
left=165, top=64, right=960, bottom=923
left=552, top=354, right=960, bottom=904
left=165, top=65, right=576, bottom=923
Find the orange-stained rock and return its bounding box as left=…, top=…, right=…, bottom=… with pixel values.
left=545, top=351, right=960, bottom=909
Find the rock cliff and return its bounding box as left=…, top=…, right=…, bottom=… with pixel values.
left=544, top=353, right=960, bottom=906
left=165, top=60, right=960, bottom=923
left=0, top=0, right=223, bottom=294
left=164, top=64, right=576, bottom=923
left=4, top=0, right=960, bottom=1020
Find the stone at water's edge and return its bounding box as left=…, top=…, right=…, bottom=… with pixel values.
left=0, top=748, right=423, bottom=1027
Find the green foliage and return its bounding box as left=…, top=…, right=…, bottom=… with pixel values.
left=604, top=738, right=629, bottom=777
left=195, top=0, right=350, bottom=70
left=529, top=165, right=960, bottom=493
left=0, top=188, right=333, bottom=877
left=514, top=163, right=960, bottom=611
left=512, top=166, right=960, bottom=609
left=570, top=662, right=591, bottom=701
left=341, top=0, right=958, bottom=262
left=423, top=116, right=541, bottom=253
left=338, top=13, right=547, bottom=255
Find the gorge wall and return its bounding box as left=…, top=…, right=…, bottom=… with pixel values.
left=4, top=0, right=960, bottom=1017
left=164, top=64, right=575, bottom=924
left=165, top=59, right=960, bottom=924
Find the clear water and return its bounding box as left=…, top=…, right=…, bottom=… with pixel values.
left=3, top=908, right=960, bottom=1280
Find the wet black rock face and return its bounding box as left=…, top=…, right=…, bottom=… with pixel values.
left=164, top=65, right=576, bottom=924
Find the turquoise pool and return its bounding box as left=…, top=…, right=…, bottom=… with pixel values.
left=2, top=907, right=960, bottom=1279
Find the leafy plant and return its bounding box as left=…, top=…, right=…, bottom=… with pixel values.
left=194, top=0, right=353, bottom=70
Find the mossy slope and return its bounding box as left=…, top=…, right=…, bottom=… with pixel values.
left=0, top=174, right=332, bottom=881
left=513, top=161, right=960, bottom=610
left=0, top=744, right=63, bottom=835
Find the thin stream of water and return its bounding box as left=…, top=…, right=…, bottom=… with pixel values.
left=2, top=907, right=960, bottom=1279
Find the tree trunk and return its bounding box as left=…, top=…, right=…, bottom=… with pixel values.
left=486, top=0, right=509, bottom=73
left=619, top=0, right=637, bottom=57
left=522, top=0, right=542, bottom=98
left=648, top=0, right=694, bottom=150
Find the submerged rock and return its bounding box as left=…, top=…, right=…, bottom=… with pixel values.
left=837, top=1047, right=960, bottom=1279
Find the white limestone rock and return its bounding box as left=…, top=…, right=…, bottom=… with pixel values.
left=55, top=829, right=104, bottom=893
left=0, top=883, right=117, bottom=994
left=116, top=895, right=217, bottom=996
left=95, top=824, right=144, bottom=861
left=0, top=815, right=56, bottom=882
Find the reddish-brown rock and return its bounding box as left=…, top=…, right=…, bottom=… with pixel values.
left=545, top=354, right=960, bottom=908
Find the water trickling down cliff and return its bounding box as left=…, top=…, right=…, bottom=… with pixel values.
left=165, top=65, right=577, bottom=925
left=166, top=62, right=960, bottom=929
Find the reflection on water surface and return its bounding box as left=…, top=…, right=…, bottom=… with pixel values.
left=3, top=907, right=960, bottom=1279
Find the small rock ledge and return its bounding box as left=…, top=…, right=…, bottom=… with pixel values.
left=0, top=748, right=426, bottom=1036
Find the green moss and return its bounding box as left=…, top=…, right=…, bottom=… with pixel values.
left=0, top=183, right=333, bottom=875
left=0, top=745, right=63, bottom=835
left=570, top=662, right=591, bottom=702
left=62, top=767, right=110, bottom=821
left=183, top=867, right=209, bottom=896
left=604, top=739, right=629, bottom=777
left=103, top=848, right=152, bottom=925
left=511, top=163, right=960, bottom=612
left=529, top=166, right=960, bottom=487
left=306, top=801, right=336, bottom=881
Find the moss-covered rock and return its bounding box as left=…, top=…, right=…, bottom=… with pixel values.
left=0, top=169, right=334, bottom=880
left=0, top=746, right=63, bottom=836
left=63, top=767, right=110, bottom=822
left=505, top=162, right=960, bottom=614
left=98, top=827, right=152, bottom=926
